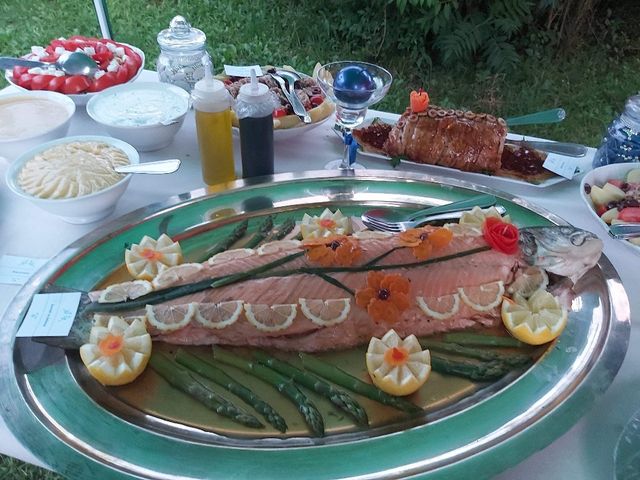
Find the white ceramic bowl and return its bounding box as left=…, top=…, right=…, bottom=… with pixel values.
left=0, top=90, right=75, bottom=161
left=5, top=135, right=139, bottom=224
left=580, top=162, right=640, bottom=253
left=86, top=82, right=190, bottom=152
left=4, top=45, right=145, bottom=106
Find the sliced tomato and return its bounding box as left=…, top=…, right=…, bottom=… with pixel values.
left=273, top=107, right=287, bottom=118
left=46, top=76, right=66, bottom=92
left=124, top=55, right=141, bottom=79
left=618, top=207, right=640, bottom=223
left=309, top=95, right=324, bottom=107
left=12, top=66, right=28, bottom=78
left=16, top=73, right=33, bottom=89
left=62, top=75, right=91, bottom=94
left=39, top=54, right=58, bottom=63
left=31, top=74, right=56, bottom=90
left=596, top=204, right=608, bottom=217
left=88, top=72, right=117, bottom=92
left=607, top=179, right=625, bottom=189
left=115, top=64, right=130, bottom=84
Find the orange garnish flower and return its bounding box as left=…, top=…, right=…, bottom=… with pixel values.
left=398, top=227, right=453, bottom=260
left=355, top=271, right=411, bottom=323
left=304, top=235, right=361, bottom=267
left=410, top=88, right=429, bottom=113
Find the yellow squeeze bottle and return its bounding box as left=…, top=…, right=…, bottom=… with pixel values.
left=192, top=59, right=236, bottom=185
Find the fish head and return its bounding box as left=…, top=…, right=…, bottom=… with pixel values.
left=519, top=226, right=603, bottom=283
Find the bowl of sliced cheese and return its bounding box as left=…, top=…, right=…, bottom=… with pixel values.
left=5, top=135, right=139, bottom=224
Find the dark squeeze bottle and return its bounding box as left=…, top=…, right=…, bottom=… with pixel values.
left=234, top=69, right=276, bottom=178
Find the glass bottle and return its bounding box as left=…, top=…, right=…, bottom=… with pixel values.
left=593, top=94, right=640, bottom=168
left=156, top=15, right=209, bottom=93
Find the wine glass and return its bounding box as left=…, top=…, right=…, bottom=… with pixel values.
left=316, top=61, right=393, bottom=170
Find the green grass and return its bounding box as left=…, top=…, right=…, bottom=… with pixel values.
left=0, top=1, right=638, bottom=478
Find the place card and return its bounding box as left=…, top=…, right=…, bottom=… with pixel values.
left=223, top=64, right=263, bottom=77
left=16, top=292, right=81, bottom=338
left=543, top=156, right=579, bottom=180
left=0, top=255, right=48, bottom=285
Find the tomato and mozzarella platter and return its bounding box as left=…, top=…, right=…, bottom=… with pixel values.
left=8, top=36, right=143, bottom=95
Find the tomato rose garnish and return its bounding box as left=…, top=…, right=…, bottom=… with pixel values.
left=482, top=217, right=519, bottom=254
left=410, top=88, right=429, bottom=113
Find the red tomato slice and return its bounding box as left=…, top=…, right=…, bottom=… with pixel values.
left=124, top=55, right=141, bottom=79
left=46, top=76, right=66, bottom=92
left=618, top=207, right=640, bottom=223
left=115, top=65, right=130, bottom=84
left=273, top=107, right=287, bottom=118
left=39, top=54, right=58, bottom=63
left=309, top=95, right=324, bottom=107
left=17, top=73, right=33, bottom=89
left=62, top=75, right=91, bottom=94
left=89, top=72, right=117, bottom=92
left=12, top=66, right=28, bottom=78
left=607, top=179, right=625, bottom=189
left=31, top=74, right=56, bottom=90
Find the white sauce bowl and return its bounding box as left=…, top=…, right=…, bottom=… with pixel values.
left=86, top=82, right=190, bottom=152
left=0, top=91, right=76, bottom=162
left=5, top=135, right=139, bottom=224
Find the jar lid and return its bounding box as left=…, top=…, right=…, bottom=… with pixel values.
left=157, top=15, right=207, bottom=52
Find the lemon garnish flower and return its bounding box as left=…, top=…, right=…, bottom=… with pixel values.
left=366, top=329, right=431, bottom=396
left=300, top=208, right=351, bottom=239
left=125, top=234, right=183, bottom=281
left=501, top=289, right=568, bottom=345
left=80, top=316, right=152, bottom=386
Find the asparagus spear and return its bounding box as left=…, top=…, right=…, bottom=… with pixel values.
left=421, top=340, right=532, bottom=366
left=243, top=216, right=274, bottom=249
left=175, top=349, right=287, bottom=432
left=442, top=333, right=526, bottom=348
left=213, top=347, right=325, bottom=436
left=429, top=353, right=520, bottom=381
left=262, top=217, right=296, bottom=244
left=197, top=219, right=249, bottom=262
left=299, top=353, right=422, bottom=414
left=149, top=353, right=263, bottom=429
left=253, top=351, right=369, bottom=426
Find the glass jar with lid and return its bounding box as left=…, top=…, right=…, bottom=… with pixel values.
left=156, top=15, right=210, bottom=93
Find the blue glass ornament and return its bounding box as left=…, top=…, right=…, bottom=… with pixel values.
left=334, top=66, right=376, bottom=104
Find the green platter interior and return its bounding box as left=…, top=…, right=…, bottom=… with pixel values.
left=1, top=172, right=629, bottom=479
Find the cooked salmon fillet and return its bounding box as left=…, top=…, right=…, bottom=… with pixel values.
left=91, top=229, right=522, bottom=352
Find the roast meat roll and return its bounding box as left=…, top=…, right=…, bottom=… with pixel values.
left=384, top=106, right=508, bottom=174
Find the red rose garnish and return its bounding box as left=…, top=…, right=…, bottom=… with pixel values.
left=482, top=217, right=519, bottom=254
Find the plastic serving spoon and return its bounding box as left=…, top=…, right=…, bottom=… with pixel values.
left=114, top=159, right=181, bottom=175
left=0, top=51, right=99, bottom=76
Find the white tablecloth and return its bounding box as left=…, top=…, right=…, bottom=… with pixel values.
left=0, top=71, right=637, bottom=479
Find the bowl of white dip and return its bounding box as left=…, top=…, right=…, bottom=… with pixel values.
left=0, top=91, right=75, bottom=161
left=6, top=135, right=139, bottom=224
left=86, top=82, right=190, bottom=151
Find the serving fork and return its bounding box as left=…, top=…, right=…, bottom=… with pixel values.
left=361, top=205, right=507, bottom=232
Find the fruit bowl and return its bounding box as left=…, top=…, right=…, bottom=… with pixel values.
left=580, top=162, right=640, bottom=253
left=4, top=37, right=145, bottom=106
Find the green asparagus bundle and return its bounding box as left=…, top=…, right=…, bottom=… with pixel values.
left=213, top=347, right=325, bottom=436
left=253, top=351, right=368, bottom=426
left=149, top=353, right=263, bottom=429
left=197, top=219, right=249, bottom=263
left=299, top=353, right=422, bottom=414
left=243, top=216, right=274, bottom=249
left=175, top=349, right=288, bottom=432
left=421, top=340, right=532, bottom=367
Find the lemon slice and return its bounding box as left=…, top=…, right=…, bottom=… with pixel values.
left=145, top=303, right=195, bottom=332
left=416, top=293, right=460, bottom=320
left=299, top=298, right=351, bottom=326
left=508, top=266, right=549, bottom=299
left=366, top=329, right=431, bottom=396
left=502, top=289, right=568, bottom=345
left=208, top=248, right=255, bottom=265
left=98, top=280, right=153, bottom=304
left=300, top=208, right=351, bottom=239
left=458, top=206, right=511, bottom=225
left=459, top=280, right=505, bottom=312
left=152, top=263, right=204, bottom=289
left=256, top=240, right=302, bottom=255
left=79, top=316, right=152, bottom=386
left=353, top=230, right=394, bottom=240
left=194, top=301, right=243, bottom=329
left=244, top=303, right=297, bottom=332
left=125, top=234, right=183, bottom=281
